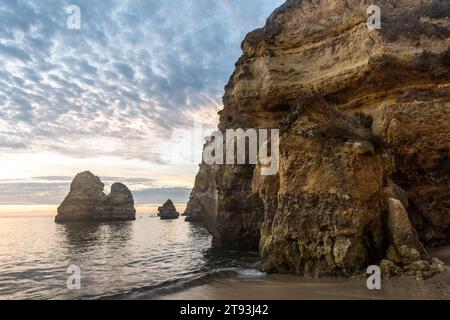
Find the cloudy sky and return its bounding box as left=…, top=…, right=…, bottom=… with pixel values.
left=0, top=0, right=284, bottom=207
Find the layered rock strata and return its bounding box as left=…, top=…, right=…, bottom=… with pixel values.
left=185, top=0, right=450, bottom=277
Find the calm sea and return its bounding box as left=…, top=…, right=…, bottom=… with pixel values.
left=0, top=216, right=261, bottom=299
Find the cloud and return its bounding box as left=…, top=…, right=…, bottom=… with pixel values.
left=0, top=0, right=285, bottom=204
left=0, top=176, right=189, bottom=205
left=0, top=140, right=28, bottom=150
left=0, top=43, right=32, bottom=62
left=133, top=187, right=191, bottom=205
left=114, top=63, right=135, bottom=80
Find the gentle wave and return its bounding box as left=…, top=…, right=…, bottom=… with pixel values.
left=0, top=216, right=261, bottom=299
left=95, top=268, right=265, bottom=300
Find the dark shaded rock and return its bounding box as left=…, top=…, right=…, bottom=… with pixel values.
left=184, top=163, right=217, bottom=225
left=55, top=171, right=136, bottom=222
left=158, top=200, right=180, bottom=220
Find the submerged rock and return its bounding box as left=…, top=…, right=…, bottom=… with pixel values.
left=158, top=200, right=180, bottom=220
left=55, top=171, right=136, bottom=222
left=184, top=0, right=450, bottom=277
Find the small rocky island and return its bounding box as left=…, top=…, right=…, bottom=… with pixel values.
left=55, top=171, right=136, bottom=222
left=158, top=200, right=180, bottom=220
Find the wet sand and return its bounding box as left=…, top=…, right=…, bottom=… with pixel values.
left=161, top=247, right=450, bottom=300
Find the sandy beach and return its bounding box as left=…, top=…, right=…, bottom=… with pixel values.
left=161, top=247, right=450, bottom=300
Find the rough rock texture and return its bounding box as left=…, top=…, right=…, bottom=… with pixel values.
left=184, top=0, right=450, bottom=277
left=381, top=198, right=443, bottom=279
left=158, top=200, right=180, bottom=220
left=184, top=158, right=264, bottom=249
left=55, top=171, right=136, bottom=222
left=185, top=163, right=217, bottom=223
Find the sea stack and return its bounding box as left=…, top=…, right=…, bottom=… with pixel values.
left=158, top=200, right=180, bottom=220
left=184, top=0, right=449, bottom=278
left=55, top=171, right=136, bottom=222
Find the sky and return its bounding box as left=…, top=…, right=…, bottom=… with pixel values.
left=0, top=0, right=284, bottom=207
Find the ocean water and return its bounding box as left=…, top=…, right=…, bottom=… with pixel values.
left=0, top=216, right=261, bottom=300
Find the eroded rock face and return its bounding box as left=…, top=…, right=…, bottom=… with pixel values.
left=158, top=199, right=180, bottom=220
left=184, top=163, right=217, bottom=224
left=55, top=171, right=136, bottom=222
left=185, top=0, right=450, bottom=277
left=381, top=198, right=443, bottom=279
left=184, top=151, right=264, bottom=250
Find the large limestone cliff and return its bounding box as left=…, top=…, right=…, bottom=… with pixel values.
left=55, top=171, right=136, bottom=222
left=184, top=0, right=449, bottom=277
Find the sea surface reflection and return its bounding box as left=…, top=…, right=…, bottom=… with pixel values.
left=0, top=216, right=258, bottom=299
